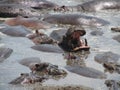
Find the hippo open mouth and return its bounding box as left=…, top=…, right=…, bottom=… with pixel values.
left=58, top=27, right=90, bottom=52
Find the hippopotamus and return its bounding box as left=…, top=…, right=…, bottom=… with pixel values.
left=0, top=47, right=13, bottom=62
left=31, top=44, right=64, bottom=53
left=0, top=25, right=31, bottom=37
left=1, top=0, right=58, bottom=10
left=76, top=0, right=120, bottom=12
left=43, top=14, right=109, bottom=27
left=105, top=80, right=119, bottom=90
left=4, top=16, right=51, bottom=29
left=50, top=29, right=67, bottom=42
left=19, top=57, right=41, bottom=67
left=0, top=4, right=40, bottom=17
left=94, top=52, right=120, bottom=64
left=9, top=73, right=46, bottom=84
left=9, top=57, right=67, bottom=85
left=55, top=0, right=120, bottom=12
left=90, top=30, right=104, bottom=36
left=26, top=30, right=56, bottom=44
left=113, top=35, right=120, bottom=43
left=65, top=65, right=107, bottom=79
left=58, top=27, right=90, bottom=52
left=103, top=62, right=120, bottom=74
left=111, top=27, right=120, bottom=32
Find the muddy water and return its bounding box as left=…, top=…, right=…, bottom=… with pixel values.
left=0, top=0, right=120, bottom=90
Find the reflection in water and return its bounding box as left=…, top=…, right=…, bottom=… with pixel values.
left=64, top=51, right=90, bottom=66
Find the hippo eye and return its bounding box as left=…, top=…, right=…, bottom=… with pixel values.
left=35, top=64, right=40, bottom=67
left=20, top=73, right=24, bottom=76
left=19, top=9, right=23, bottom=11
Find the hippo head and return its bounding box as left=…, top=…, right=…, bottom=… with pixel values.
left=58, top=27, right=89, bottom=52
left=29, top=63, right=49, bottom=72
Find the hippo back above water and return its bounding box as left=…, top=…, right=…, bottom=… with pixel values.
left=77, top=0, right=120, bottom=12
left=1, top=0, right=58, bottom=10
left=0, top=4, right=40, bottom=17
left=43, top=14, right=109, bottom=27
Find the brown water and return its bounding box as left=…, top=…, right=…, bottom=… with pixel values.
left=0, top=0, right=120, bottom=90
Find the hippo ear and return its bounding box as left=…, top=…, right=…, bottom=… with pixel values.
left=35, top=30, right=39, bottom=34
left=35, top=64, right=40, bottom=67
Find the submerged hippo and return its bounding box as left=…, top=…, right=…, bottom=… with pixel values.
left=10, top=57, right=67, bottom=85
left=1, top=0, right=58, bottom=10
left=113, top=35, right=120, bottom=43
left=43, top=14, right=109, bottom=27
left=9, top=73, right=46, bottom=84
left=56, top=0, right=120, bottom=12
left=0, top=47, right=13, bottom=62
left=26, top=30, right=56, bottom=44
left=0, top=25, right=31, bottom=37
left=4, top=16, right=51, bottom=29
left=50, top=29, right=67, bottom=42
left=111, top=27, right=120, bottom=32
left=0, top=4, right=40, bottom=17
left=19, top=57, right=41, bottom=67
left=105, top=80, right=120, bottom=90
left=31, top=44, right=64, bottom=53
left=95, top=52, right=120, bottom=74
left=65, top=65, right=107, bottom=79
left=76, top=0, right=120, bottom=12
left=94, top=52, right=120, bottom=64
left=103, top=62, right=120, bottom=74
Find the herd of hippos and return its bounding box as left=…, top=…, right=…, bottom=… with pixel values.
left=0, top=0, right=120, bottom=90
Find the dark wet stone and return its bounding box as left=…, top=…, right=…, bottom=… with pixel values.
left=90, top=30, right=104, bottom=36
left=65, top=66, right=107, bottom=79
left=94, top=52, right=120, bottom=64
left=113, top=35, right=120, bottom=43
left=0, top=4, right=40, bottom=17
left=31, top=44, right=64, bottom=53
left=105, top=80, right=119, bottom=90
left=111, top=27, right=120, bottom=32
left=0, top=47, right=13, bottom=62
left=43, top=14, right=109, bottom=27
left=19, top=57, right=41, bottom=67
left=0, top=25, right=31, bottom=37
left=50, top=29, right=67, bottom=41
